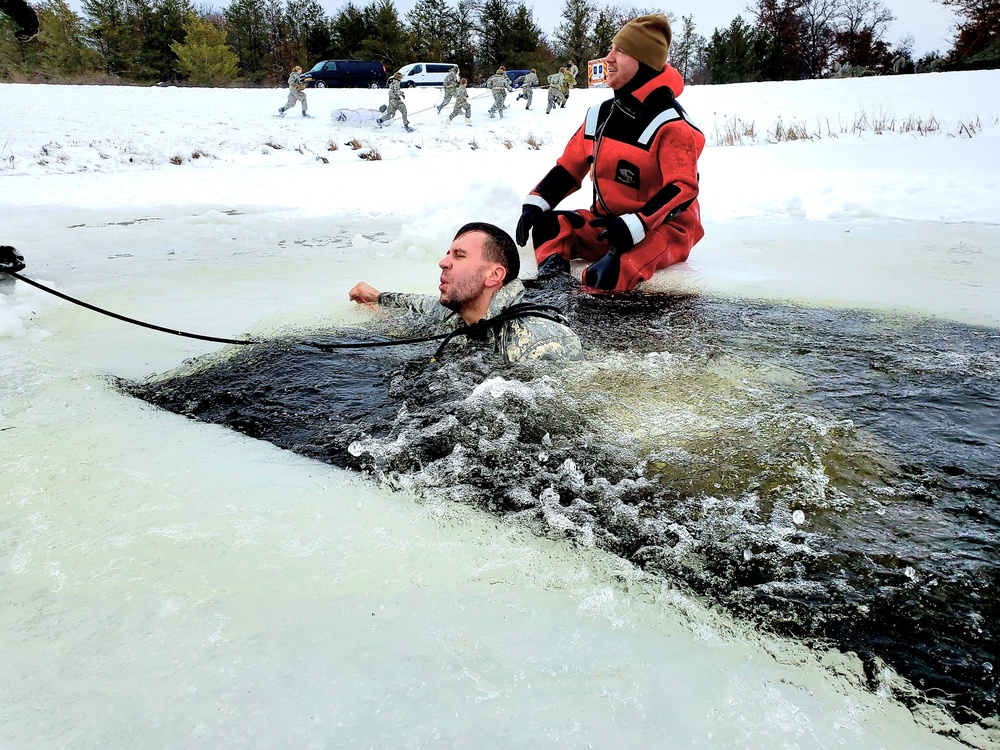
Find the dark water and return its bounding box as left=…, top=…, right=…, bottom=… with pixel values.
left=122, top=281, right=1000, bottom=727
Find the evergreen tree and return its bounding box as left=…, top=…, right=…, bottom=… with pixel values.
left=452, top=0, right=477, bottom=76
left=671, top=14, right=707, bottom=84
left=590, top=7, right=617, bottom=58
left=285, top=0, right=331, bottom=65
left=406, top=0, right=458, bottom=61
left=223, top=0, right=269, bottom=80
left=171, top=12, right=238, bottom=84
left=705, top=14, right=768, bottom=83
left=505, top=3, right=543, bottom=69
left=0, top=14, right=30, bottom=77
left=329, top=2, right=369, bottom=58
left=552, top=0, right=596, bottom=65
left=360, top=0, right=411, bottom=72
left=33, top=0, right=99, bottom=77
left=135, top=0, right=193, bottom=81
left=83, top=0, right=142, bottom=75
left=477, top=0, right=511, bottom=69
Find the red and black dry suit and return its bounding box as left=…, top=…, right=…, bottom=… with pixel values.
left=523, top=64, right=705, bottom=292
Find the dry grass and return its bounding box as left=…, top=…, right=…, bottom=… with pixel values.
left=714, top=116, right=758, bottom=146
left=170, top=154, right=184, bottom=165
left=327, top=140, right=339, bottom=151
left=469, top=139, right=479, bottom=150
left=347, top=138, right=364, bottom=150
left=359, top=147, right=381, bottom=161
left=315, top=155, right=329, bottom=164
left=900, top=115, right=940, bottom=135
left=768, top=118, right=809, bottom=143
left=265, top=140, right=283, bottom=150
left=957, top=117, right=981, bottom=138
left=525, top=135, right=543, bottom=150
left=714, top=107, right=967, bottom=147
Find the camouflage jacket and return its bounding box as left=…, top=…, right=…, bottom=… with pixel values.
left=520, top=71, right=538, bottom=89
left=388, top=79, right=404, bottom=102
left=443, top=70, right=458, bottom=89
left=487, top=73, right=512, bottom=93
left=288, top=71, right=305, bottom=90
left=453, top=83, right=468, bottom=106
left=377, top=279, right=583, bottom=363
left=560, top=71, right=576, bottom=94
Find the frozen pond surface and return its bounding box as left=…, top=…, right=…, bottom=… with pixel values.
left=2, top=74, right=1000, bottom=747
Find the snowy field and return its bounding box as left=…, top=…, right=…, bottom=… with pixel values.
left=2, top=71, right=999, bottom=748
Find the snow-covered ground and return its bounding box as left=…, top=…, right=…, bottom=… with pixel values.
left=1, top=71, right=999, bottom=748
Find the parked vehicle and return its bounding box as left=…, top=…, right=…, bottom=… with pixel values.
left=300, top=60, right=387, bottom=89
left=480, top=69, right=531, bottom=88
left=396, top=62, right=457, bottom=88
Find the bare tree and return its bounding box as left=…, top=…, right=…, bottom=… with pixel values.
left=799, top=0, right=838, bottom=76
left=834, top=0, right=894, bottom=68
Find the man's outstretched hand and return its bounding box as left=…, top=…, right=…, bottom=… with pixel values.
left=348, top=282, right=380, bottom=304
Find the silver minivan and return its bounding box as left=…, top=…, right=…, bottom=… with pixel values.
left=396, top=62, right=457, bottom=88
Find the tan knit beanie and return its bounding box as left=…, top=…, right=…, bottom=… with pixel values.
left=612, top=14, right=672, bottom=69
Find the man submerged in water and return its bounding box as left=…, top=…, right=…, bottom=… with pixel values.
left=349, top=222, right=582, bottom=364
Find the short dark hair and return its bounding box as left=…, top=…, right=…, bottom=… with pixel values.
left=454, top=222, right=520, bottom=284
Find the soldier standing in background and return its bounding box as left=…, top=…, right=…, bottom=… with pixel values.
left=378, top=72, right=414, bottom=132
left=437, top=65, right=460, bottom=114
left=546, top=69, right=567, bottom=114
left=447, top=78, right=472, bottom=125
left=278, top=65, right=309, bottom=117
left=486, top=67, right=513, bottom=119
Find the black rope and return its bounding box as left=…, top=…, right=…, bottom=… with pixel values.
left=6, top=271, right=263, bottom=346
left=2, top=270, right=568, bottom=359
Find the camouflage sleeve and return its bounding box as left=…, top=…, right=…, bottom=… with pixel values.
left=377, top=292, right=454, bottom=324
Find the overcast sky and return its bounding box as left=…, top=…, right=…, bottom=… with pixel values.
left=364, top=0, right=960, bottom=57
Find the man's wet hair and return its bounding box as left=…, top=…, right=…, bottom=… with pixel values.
left=454, top=222, right=520, bottom=284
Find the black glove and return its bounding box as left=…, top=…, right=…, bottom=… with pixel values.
left=583, top=249, right=621, bottom=290
left=516, top=204, right=543, bottom=247
left=536, top=253, right=570, bottom=278
left=400, top=92, right=405, bottom=99
left=0, top=245, right=26, bottom=274
left=589, top=215, right=638, bottom=252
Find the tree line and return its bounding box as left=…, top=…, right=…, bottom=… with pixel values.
left=1, top=0, right=997, bottom=86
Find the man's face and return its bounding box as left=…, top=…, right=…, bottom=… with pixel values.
left=438, top=231, right=500, bottom=311
left=605, top=44, right=639, bottom=90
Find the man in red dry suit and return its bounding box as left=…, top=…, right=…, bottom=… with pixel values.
left=515, top=14, right=705, bottom=292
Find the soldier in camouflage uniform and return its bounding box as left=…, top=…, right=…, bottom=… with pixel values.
left=546, top=69, right=566, bottom=114
left=560, top=65, right=577, bottom=108
left=516, top=68, right=538, bottom=110
left=278, top=65, right=308, bottom=117
left=349, top=223, right=582, bottom=364
left=447, top=78, right=471, bottom=125
left=436, top=65, right=460, bottom=114
left=486, top=66, right=513, bottom=119
left=378, top=72, right=413, bottom=131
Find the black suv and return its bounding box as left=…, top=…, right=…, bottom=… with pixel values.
left=301, top=60, right=387, bottom=89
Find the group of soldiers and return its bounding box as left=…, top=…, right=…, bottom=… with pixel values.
left=433, top=62, right=580, bottom=124
left=275, top=60, right=580, bottom=129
